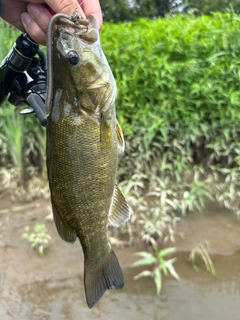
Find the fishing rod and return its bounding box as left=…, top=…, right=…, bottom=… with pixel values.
left=0, top=32, right=47, bottom=126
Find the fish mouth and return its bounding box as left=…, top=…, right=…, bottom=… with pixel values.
left=57, top=14, right=98, bottom=43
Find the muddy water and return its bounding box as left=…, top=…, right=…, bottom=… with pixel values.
left=1, top=197, right=240, bottom=320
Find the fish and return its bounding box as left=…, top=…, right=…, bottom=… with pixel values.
left=45, top=12, right=130, bottom=309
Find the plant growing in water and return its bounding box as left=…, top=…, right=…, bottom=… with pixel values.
left=189, top=240, right=216, bottom=276
left=22, top=223, right=51, bottom=256
left=131, top=246, right=180, bottom=295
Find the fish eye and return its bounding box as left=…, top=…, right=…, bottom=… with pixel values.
left=67, top=50, right=79, bottom=65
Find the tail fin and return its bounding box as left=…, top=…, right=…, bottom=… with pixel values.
left=84, top=250, right=124, bottom=308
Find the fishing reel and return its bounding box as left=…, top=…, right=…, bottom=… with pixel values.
left=0, top=33, right=47, bottom=126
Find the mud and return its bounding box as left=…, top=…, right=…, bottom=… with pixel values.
left=1, top=196, right=240, bottom=320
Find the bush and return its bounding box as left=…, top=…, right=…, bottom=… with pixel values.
left=101, top=13, right=240, bottom=228
left=100, top=13, right=240, bottom=173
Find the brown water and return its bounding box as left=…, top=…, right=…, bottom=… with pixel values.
left=1, top=197, right=240, bottom=320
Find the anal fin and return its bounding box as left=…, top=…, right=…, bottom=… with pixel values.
left=51, top=201, right=77, bottom=243
left=108, top=185, right=130, bottom=227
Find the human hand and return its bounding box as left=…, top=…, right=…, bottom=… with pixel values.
left=0, top=0, right=102, bottom=45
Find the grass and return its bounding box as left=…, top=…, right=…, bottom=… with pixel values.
left=21, top=223, right=51, bottom=256
left=0, top=103, right=25, bottom=181
left=131, top=246, right=180, bottom=295
left=189, top=240, right=216, bottom=276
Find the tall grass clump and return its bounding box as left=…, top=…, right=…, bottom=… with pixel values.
left=0, top=20, right=48, bottom=198
left=0, top=103, right=25, bottom=179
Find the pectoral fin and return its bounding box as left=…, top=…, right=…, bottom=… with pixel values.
left=108, top=185, right=130, bottom=227
left=116, top=120, right=125, bottom=152
left=51, top=201, right=77, bottom=243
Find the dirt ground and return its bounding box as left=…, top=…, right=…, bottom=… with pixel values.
left=2, top=195, right=240, bottom=320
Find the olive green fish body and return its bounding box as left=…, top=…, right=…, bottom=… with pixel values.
left=47, top=111, right=117, bottom=256
left=46, top=13, right=129, bottom=308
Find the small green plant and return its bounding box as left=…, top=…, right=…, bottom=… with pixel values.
left=131, top=246, right=180, bottom=295
left=189, top=240, right=216, bottom=276
left=22, top=223, right=51, bottom=256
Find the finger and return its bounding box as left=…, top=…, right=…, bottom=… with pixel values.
left=44, top=0, right=85, bottom=18
left=21, top=12, right=47, bottom=45
left=27, top=4, right=52, bottom=34
left=21, top=4, right=52, bottom=45
left=81, top=0, right=102, bottom=29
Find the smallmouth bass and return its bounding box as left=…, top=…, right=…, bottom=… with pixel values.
left=45, top=12, right=130, bottom=308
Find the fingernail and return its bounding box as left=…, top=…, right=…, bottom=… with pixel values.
left=28, top=4, right=40, bottom=18
left=21, top=13, right=32, bottom=27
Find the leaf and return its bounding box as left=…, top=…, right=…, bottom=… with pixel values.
left=153, top=268, right=162, bottom=295
left=131, top=252, right=156, bottom=267
left=165, top=259, right=180, bottom=281
left=157, top=247, right=176, bottom=259
left=133, top=270, right=153, bottom=280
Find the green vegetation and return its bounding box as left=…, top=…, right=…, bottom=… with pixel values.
left=189, top=240, right=216, bottom=276
left=22, top=223, right=51, bottom=255
left=101, top=13, right=239, bottom=284
left=183, top=0, right=240, bottom=15
left=0, top=104, right=25, bottom=181
left=100, top=0, right=237, bottom=21
left=131, top=247, right=179, bottom=294
left=100, top=0, right=181, bottom=21
left=100, top=12, right=240, bottom=218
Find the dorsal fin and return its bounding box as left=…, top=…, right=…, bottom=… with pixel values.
left=108, top=185, right=130, bottom=227
left=116, top=120, right=125, bottom=152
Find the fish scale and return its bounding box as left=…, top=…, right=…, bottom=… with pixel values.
left=48, top=116, right=113, bottom=255
left=45, top=13, right=130, bottom=308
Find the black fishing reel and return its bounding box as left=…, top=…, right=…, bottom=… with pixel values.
left=0, top=33, right=47, bottom=126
